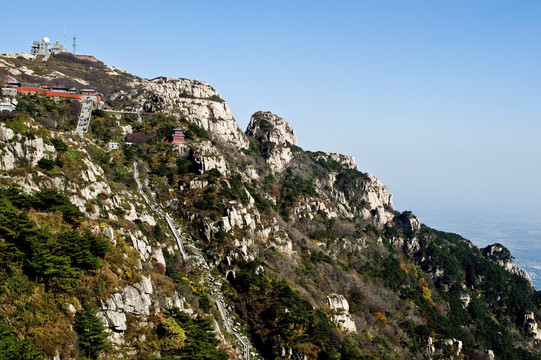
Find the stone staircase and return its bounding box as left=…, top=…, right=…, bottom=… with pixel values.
left=75, top=97, right=93, bottom=135
left=133, top=162, right=255, bottom=359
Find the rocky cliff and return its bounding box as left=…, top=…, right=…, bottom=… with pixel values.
left=0, top=53, right=539, bottom=360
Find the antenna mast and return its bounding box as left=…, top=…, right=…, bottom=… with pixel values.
left=72, top=34, right=77, bottom=55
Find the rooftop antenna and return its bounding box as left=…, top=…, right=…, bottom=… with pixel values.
left=72, top=34, right=77, bottom=55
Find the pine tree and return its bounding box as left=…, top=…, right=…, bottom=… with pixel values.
left=73, top=305, right=110, bottom=359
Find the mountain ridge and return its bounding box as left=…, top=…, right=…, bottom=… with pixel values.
left=0, top=52, right=539, bottom=360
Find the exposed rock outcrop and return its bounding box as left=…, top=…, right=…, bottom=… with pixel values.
left=315, top=152, right=357, bottom=170
left=245, top=111, right=296, bottom=172
left=191, top=141, right=228, bottom=175
left=393, top=213, right=421, bottom=233
left=100, top=276, right=157, bottom=335
left=327, top=294, right=357, bottom=333
left=483, top=244, right=533, bottom=286
left=245, top=111, right=297, bottom=146
left=0, top=130, right=55, bottom=170
left=425, top=337, right=463, bottom=359
left=524, top=311, right=541, bottom=340
left=358, top=173, right=395, bottom=226
left=111, top=77, right=249, bottom=149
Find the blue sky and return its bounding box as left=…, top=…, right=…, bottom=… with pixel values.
left=3, top=1, right=541, bottom=239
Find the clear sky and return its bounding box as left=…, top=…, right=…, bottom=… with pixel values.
left=3, top=1, right=541, bottom=239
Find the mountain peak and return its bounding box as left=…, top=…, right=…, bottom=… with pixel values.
left=245, top=111, right=297, bottom=146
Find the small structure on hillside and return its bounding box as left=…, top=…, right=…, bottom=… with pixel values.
left=1, top=87, right=17, bottom=97
left=1, top=83, right=17, bottom=112
left=73, top=55, right=99, bottom=63
left=81, top=89, right=97, bottom=95
left=172, top=128, right=185, bottom=143
left=107, top=142, right=120, bottom=151
left=0, top=102, right=16, bottom=112
left=4, top=75, right=101, bottom=104
left=30, top=37, right=50, bottom=55
left=51, top=41, right=67, bottom=54
left=30, top=37, right=67, bottom=56
left=4, top=75, right=20, bottom=87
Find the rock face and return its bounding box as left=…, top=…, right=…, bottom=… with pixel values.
left=100, top=276, right=155, bottom=334
left=327, top=294, right=357, bottom=333
left=360, top=173, right=393, bottom=212
left=483, top=244, right=533, bottom=286
left=315, top=152, right=357, bottom=170
left=111, top=77, right=249, bottom=149
left=0, top=124, right=14, bottom=142
left=292, top=150, right=395, bottom=227
left=146, top=78, right=220, bottom=99
left=393, top=214, right=421, bottom=233
left=425, top=337, right=463, bottom=359
left=245, top=111, right=297, bottom=146
left=358, top=173, right=395, bottom=226
left=245, top=111, right=297, bottom=172
left=191, top=141, right=228, bottom=175
left=221, top=204, right=256, bottom=233
left=0, top=129, right=56, bottom=170
left=524, top=311, right=541, bottom=340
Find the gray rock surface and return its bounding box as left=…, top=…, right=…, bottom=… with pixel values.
left=245, top=111, right=297, bottom=172
left=327, top=294, right=357, bottom=333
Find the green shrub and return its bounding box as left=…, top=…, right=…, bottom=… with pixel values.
left=0, top=315, right=46, bottom=360
left=199, top=294, right=210, bottom=313
left=311, top=250, right=332, bottom=264
left=0, top=188, right=108, bottom=293
left=176, top=158, right=196, bottom=175
left=91, top=109, right=106, bottom=118
left=37, top=157, right=55, bottom=171
left=33, top=189, right=84, bottom=223
left=54, top=156, right=64, bottom=168
left=50, top=138, right=68, bottom=152
left=206, top=168, right=221, bottom=183
left=231, top=261, right=341, bottom=359
left=219, top=173, right=248, bottom=204
left=184, top=123, right=210, bottom=140
left=159, top=309, right=229, bottom=360
left=159, top=317, right=186, bottom=342
left=276, top=168, right=316, bottom=216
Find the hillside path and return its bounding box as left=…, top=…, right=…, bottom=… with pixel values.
left=75, top=97, right=93, bottom=135
left=133, top=161, right=253, bottom=360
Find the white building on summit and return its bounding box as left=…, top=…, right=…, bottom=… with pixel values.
left=30, top=37, right=67, bottom=56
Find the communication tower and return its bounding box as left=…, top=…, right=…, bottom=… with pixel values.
left=72, top=34, right=77, bottom=55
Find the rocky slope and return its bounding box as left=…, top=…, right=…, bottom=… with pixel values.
left=0, top=53, right=539, bottom=360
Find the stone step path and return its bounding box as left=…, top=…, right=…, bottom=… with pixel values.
left=184, top=242, right=253, bottom=360
left=133, top=162, right=254, bottom=359
left=164, top=214, right=187, bottom=260
left=75, top=97, right=93, bottom=135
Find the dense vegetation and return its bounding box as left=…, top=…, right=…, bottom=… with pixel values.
left=230, top=260, right=358, bottom=359
left=0, top=188, right=110, bottom=358
left=156, top=309, right=230, bottom=360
